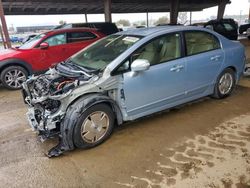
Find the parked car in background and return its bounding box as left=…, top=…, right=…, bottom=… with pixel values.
left=239, top=23, right=250, bottom=34
left=10, top=36, right=23, bottom=43
left=54, top=22, right=119, bottom=35
left=204, top=19, right=238, bottom=40
left=22, top=26, right=245, bottom=157
left=136, top=25, right=146, bottom=28
left=0, top=28, right=105, bottom=89
left=156, top=23, right=183, bottom=26
left=246, top=28, right=250, bottom=39
left=191, top=22, right=205, bottom=27
left=245, top=64, right=250, bottom=76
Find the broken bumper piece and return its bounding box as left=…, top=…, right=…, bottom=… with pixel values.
left=25, top=107, right=72, bottom=158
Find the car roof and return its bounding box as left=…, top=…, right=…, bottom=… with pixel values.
left=206, top=19, right=236, bottom=24
left=116, top=26, right=208, bottom=37
left=47, top=27, right=99, bottom=34
left=72, top=22, right=116, bottom=25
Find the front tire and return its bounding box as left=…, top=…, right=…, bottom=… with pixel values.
left=73, top=103, right=115, bottom=149
left=0, top=66, right=28, bottom=90
left=212, top=68, right=236, bottom=99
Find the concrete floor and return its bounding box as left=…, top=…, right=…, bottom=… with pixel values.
left=0, top=41, right=250, bottom=188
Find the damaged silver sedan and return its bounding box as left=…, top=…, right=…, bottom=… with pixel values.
left=22, top=26, right=245, bottom=157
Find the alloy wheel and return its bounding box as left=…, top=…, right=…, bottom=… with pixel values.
left=218, top=72, right=233, bottom=95
left=4, top=69, right=26, bottom=89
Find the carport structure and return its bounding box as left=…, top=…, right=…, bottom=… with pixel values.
left=0, top=0, right=230, bottom=48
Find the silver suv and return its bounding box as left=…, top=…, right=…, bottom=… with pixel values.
left=22, top=26, right=245, bottom=157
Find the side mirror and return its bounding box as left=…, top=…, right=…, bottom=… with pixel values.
left=40, top=42, right=49, bottom=49
left=131, top=59, right=150, bottom=72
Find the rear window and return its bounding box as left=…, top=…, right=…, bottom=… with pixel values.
left=68, top=32, right=97, bottom=43
left=214, top=24, right=225, bottom=32
left=223, top=23, right=235, bottom=31
left=57, top=23, right=119, bottom=35
left=185, top=31, right=220, bottom=56
left=80, top=23, right=119, bottom=35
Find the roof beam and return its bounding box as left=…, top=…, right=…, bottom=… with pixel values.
left=0, top=0, right=231, bottom=15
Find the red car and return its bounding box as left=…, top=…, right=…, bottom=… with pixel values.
left=0, top=28, right=105, bottom=89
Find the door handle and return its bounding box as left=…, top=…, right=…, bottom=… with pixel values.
left=210, top=55, right=221, bottom=61
left=170, top=65, right=184, bottom=72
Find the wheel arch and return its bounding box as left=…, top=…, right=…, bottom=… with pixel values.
left=226, top=66, right=236, bottom=73
left=224, top=65, right=238, bottom=80
left=68, top=93, right=123, bottom=125
left=0, top=58, right=33, bottom=76
left=60, top=93, right=123, bottom=151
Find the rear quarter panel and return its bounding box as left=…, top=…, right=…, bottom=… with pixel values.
left=220, top=37, right=245, bottom=82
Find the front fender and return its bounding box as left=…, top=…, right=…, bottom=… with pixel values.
left=70, top=93, right=123, bottom=125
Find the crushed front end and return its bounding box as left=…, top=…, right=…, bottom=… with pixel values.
left=22, top=61, right=100, bottom=157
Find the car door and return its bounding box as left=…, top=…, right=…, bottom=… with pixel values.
left=184, top=31, right=224, bottom=97
left=66, top=31, right=100, bottom=57
left=120, top=33, right=186, bottom=118
left=32, top=33, right=68, bottom=70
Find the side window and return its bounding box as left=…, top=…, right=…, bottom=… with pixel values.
left=133, top=33, right=181, bottom=66
left=68, top=32, right=97, bottom=43
left=223, top=23, right=234, bottom=31
left=116, top=33, right=181, bottom=73
left=214, top=24, right=225, bottom=33
left=43, top=33, right=66, bottom=46
left=185, top=31, right=220, bottom=56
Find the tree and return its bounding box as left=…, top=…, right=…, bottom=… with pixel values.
left=154, top=16, right=169, bottom=26
left=139, top=20, right=146, bottom=26
left=116, top=19, right=130, bottom=26
left=59, top=20, right=66, bottom=25
left=178, top=12, right=188, bottom=24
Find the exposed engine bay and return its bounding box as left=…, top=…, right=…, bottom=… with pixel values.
left=22, top=61, right=104, bottom=157
left=27, top=61, right=97, bottom=99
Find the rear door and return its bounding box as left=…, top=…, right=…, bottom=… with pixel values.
left=184, top=31, right=224, bottom=97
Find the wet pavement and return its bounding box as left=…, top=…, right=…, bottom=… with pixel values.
left=0, top=40, right=250, bottom=188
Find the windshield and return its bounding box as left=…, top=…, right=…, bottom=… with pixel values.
left=69, top=35, right=143, bottom=70
left=19, top=33, right=46, bottom=49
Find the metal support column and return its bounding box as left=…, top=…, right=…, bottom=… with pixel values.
left=85, top=13, right=88, bottom=23
left=146, top=12, right=149, bottom=27
left=190, top=12, right=192, bottom=25
left=170, top=0, right=180, bottom=24
left=217, top=0, right=227, bottom=20
left=104, top=0, right=112, bottom=23
left=0, top=26, right=6, bottom=49
left=249, top=1, right=250, bottom=21
left=0, top=0, right=11, bottom=48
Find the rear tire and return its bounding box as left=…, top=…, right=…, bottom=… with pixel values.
left=211, top=68, right=236, bottom=99
left=0, top=66, right=28, bottom=90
